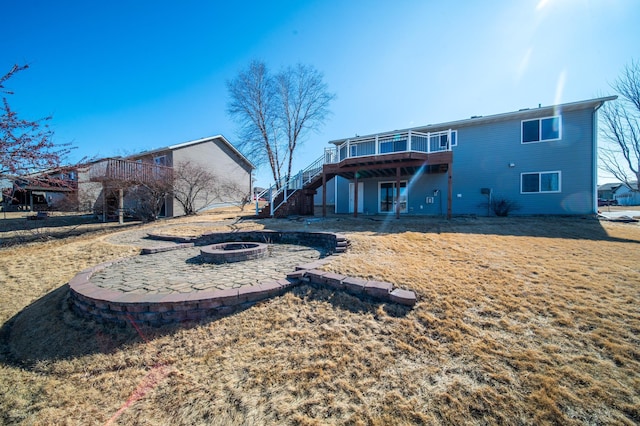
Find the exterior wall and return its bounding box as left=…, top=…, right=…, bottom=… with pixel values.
left=453, top=108, right=596, bottom=215
left=171, top=139, right=252, bottom=215
left=314, top=177, right=336, bottom=209
left=125, top=150, right=175, bottom=217
left=334, top=107, right=598, bottom=216
left=77, top=166, right=104, bottom=213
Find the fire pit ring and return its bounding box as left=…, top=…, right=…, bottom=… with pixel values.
left=200, top=242, right=268, bottom=264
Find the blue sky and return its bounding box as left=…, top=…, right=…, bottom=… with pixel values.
left=2, top=0, right=639, bottom=185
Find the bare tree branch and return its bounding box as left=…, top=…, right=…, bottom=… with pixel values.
left=227, top=60, right=283, bottom=185
left=277, top=63, right=335, bottom=182
left=1, top=64, right=72, bottom=177
left=227, top=60, right=334, bottom=189
left=172, top=161, right=219, bottom=215
left=599, top=60, right=640, bottom=192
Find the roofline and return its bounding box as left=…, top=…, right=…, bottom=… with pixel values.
left=169, top=135, right=255, bottom=169
left=329, top=96, right=618, bottom=145
left=126, top=135, right=255, bottom=169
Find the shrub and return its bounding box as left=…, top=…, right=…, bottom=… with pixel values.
left=491, top=197, right=520, bottom=217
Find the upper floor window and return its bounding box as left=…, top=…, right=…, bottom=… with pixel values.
left=521, top=171, right=561, bottom=193
left=154, top=155, right=167, bottom=166
left=522, top=116, right=561, bottom=143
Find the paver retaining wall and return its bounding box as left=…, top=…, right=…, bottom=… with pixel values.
left=68, top=231, right=416, bottom=327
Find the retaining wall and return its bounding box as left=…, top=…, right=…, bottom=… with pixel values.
left=68, top=231, right=416, bottom=327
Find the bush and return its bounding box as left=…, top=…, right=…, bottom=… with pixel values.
left=491, top=197, right=520, bottom=217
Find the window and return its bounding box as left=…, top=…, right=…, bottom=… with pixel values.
left=349, top=144, right=357, bottom=157
left=521, top=171, right=561, bottom=193
left=522, top=116, right=561, bottom=143
left=154, top=155, right=167, bottom=166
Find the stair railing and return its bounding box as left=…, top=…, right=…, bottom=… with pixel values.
left=255, top=153, right=326, bottom=217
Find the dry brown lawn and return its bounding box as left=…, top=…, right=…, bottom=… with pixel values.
left=0, top=212, right=639, bottom=425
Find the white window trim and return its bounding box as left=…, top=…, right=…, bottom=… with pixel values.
left=378, top=180, right=408, bottom=214
left=154, top=155, right=167, bottom=166
left=520, top=170, right=562, bottom=194
left=521, top=115, right=562, bottom=144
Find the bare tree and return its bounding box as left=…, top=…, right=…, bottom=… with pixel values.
left=600, top=60, right=640, bottom=192
left=1, top=64, right=72, bottom=177
left=277, top=64, right=335, bottom=183
left=114, top=165, right=173, bottom=222
left=172, top=161, right=219, bottom=215
left=227, top=61, right=284, bottom=185
left=218, top=178, right=251, bottom=212
left=227, top=60, right=334, bottom=188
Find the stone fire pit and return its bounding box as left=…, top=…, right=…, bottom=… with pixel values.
left=200, top=242, right=268, bottom=264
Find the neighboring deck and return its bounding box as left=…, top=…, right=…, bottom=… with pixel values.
left=89, top=158, right=173, bottom=184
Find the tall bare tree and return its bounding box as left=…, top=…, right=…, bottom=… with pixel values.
left=227, top=60, right=283, bottom=185
left=1, top=64, right=72, bottom=177
left=227, top=60, right=334, bottom=188
left=277, top=63, right=335, bottom=184
left=600, top=60, right=640, bottom=192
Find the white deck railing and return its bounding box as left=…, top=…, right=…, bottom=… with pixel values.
left=256, top=129, right=455, bottom=216
left=325, top=129, right=455, bottom=163
left=255, top=153, right=325, bottom=216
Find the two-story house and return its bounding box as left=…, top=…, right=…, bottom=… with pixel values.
left=81, top=135, right=254, bottom=221
left=257, top=96, right=616, bottom=218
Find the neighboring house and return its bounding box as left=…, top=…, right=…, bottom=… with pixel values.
left=257, top=96, right=616, bottom=218
left=80, top=135, right=254, bottom=220
left=1, top=167, right=78, bottom=211
left=597, top=182, right=623, bottom=201
left=613, top=182, right=640, bottom=206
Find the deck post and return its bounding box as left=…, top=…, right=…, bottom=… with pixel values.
left=102, top=184, right=106, bottom=223
left=118, top=188, right=124, bottom=224
left=396, top=167, right=401, bottom=219
left=269, top=187, right=274, bottom=217
left=322, top=172, right=327, bottom=218
left=447, top=162, right=452, bottom=219
left=354, top=174, right=359, bottom=218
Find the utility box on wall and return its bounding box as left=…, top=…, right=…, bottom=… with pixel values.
left=426, top=196, right=434, bottom=204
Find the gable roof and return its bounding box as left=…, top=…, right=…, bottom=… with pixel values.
left=127, top=135, right=255, bottom=169
left=330, top=96, right=618, bottom=145
left=598, top=182, right=623, bottom=192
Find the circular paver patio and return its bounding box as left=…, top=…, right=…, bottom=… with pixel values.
left=89, top=243, right=325, bottom=294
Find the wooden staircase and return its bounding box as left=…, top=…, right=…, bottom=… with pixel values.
left=256, top=156, right=332, bottom=218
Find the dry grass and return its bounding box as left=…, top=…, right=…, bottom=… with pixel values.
left=1, top=213, right=639, bottom=425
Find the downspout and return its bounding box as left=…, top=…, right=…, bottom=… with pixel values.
left=592, top=101, right=604, bottom=215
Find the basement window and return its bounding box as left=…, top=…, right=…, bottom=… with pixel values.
left=521, top=171, right=561, bottom=193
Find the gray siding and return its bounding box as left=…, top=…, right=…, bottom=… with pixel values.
left=172, top=139, right=252, bottom=215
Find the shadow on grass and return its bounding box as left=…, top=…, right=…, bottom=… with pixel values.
left=290, top=284, right=411, bottom=319
left=0, top=214, right=141, bottom=247
left=0, top=283, right=402, bottom=369
left=271, top=215, right=640, bottom=244
left=0, top=285, right=140, bottom=369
